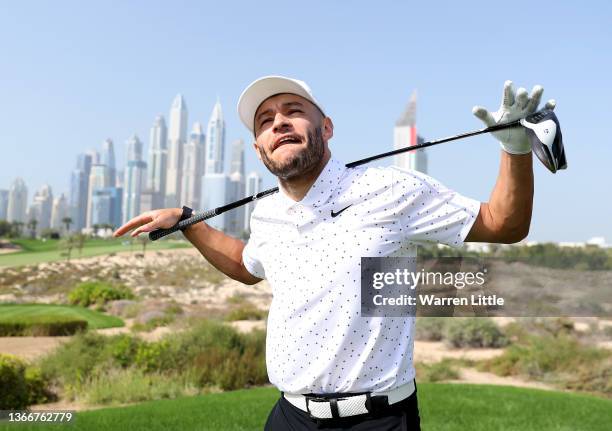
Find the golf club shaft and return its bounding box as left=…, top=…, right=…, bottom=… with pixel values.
left=149, top=118, right=521, bottom=241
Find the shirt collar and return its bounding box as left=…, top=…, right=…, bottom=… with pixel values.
left=277, top=155, right=345, bottom=211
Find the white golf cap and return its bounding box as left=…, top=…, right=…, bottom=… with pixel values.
left=237, top=75, right=325, bottom=134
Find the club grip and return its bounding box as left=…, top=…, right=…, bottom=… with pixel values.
left=148, top=209, right=218, bottom=241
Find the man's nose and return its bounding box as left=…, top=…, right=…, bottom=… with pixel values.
left=272, top=113, right=292, bottom=134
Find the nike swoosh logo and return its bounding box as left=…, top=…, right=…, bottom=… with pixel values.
left=331, top=204, right=353, bottom=218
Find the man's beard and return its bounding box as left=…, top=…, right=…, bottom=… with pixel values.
left=259, top=126, right=325, bottom=180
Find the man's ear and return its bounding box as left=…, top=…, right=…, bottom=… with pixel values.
left=252, top=141, right=262, bottom=161
left=322, top=117, right=334, bottom=141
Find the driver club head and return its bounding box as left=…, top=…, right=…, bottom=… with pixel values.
left=520, top=109, right=567, bottom=173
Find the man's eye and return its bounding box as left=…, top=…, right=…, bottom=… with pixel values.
left=260, top=118, right=271, bottom=126
left=289, top=109, right=302, bottom=114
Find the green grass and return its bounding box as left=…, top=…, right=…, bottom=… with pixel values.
left=0, top=304, right=124, bottom=330
left=1, top=384, right=611, bottom=430
left=0, top=238, right=190, bottom=268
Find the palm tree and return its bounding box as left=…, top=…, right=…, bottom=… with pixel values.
left=61, top=217, right=73, bottom=235
left=27, top=219, right=38, bottom=239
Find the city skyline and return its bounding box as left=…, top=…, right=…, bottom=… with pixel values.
left=0, top=93, right=267, bottom=237
left=0, top=85, right=610, bottom=244
left=1, top=2, right=610, bottom=242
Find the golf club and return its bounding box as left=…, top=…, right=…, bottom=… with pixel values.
left=149, top=109, right=566, bottom=241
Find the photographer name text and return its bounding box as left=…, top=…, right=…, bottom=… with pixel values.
left=372, top=294, right=504, bottom=307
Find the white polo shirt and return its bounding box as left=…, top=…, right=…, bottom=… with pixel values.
left=242, top=155, right=480, bottom=394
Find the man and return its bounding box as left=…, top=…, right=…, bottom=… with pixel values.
left=114, top=76, right=555, bottom=430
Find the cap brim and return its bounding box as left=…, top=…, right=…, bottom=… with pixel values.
left=237, top=76, right=323, bottom=134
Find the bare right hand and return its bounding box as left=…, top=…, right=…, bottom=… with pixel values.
left=113, top=208, right=183, bottom=238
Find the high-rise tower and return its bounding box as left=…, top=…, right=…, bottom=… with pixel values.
left=165, top=94, right=188, bottom=208
left=86, top=164, right=109, bottom=228
left=181, top=122, right=206, bottom=209
left=227, top=139, right=246, bottom=235
left=101, top=139, right=117, bottom=187
left=394, top=90, right=428, bottom=173
left=50, top=193, right=69, bottom=232
left=244, top=171, right=262, bottom=232
left=123, top=135, right=147, bottom=223
left=69, top=153, right=92, bottom=231
left=0, top=189, right=9, bottom=221
left=7, top=178, right=28, bottom=223
left=205, top=100, right=225, bottom=174
left=147, top=115, right=168, bottom=209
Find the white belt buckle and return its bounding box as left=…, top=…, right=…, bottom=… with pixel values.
left=307, top=394, right=370, bottom=419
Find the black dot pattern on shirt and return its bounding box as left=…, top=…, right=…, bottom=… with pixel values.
left=243, top=158, right=479, bottom=393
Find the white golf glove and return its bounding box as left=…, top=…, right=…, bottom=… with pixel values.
left=472, top=80, right=556, bottom=155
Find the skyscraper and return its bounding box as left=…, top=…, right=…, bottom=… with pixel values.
left=86, top=164, right=109, bottom=228
left=69, top=153, right=92, bottom=231
left=230, top=138, right=245, bottom=177
left=227, top=139, right=246, bottom=235
left=116, top=169, right=124, bottom=189
left=25, top=204, right=39, bottom=237
left=0, top=189, right=8, bottom=221
left=394, top=90, right=428, bottom=173
left=7, top=177, right=28, bottom=223
left=34, top=184, right=53, bottom=233
left=146, top=115, right=168, bottom=209
left=205, top=100, right=225, bottom=174
left=50, top=193, right=68, bottom=232
left=181, top=122, right=206, bottom=209
left=101, top=138, right=117, bottom=187
left=123, top=135, right=147, bottom=223
left=165, top=94, right=188, bottom=208
left=87, top=149, right=101, bottom=165
left=26, top=184, right=53, bottom=237
left=244, top=171, right=262, bottom=232
left=91, top=187, right=123, bottom=228
left=201, top=173, right=228, bottom=232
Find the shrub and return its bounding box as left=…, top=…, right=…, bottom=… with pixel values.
left=444, top=318, right=508, bottom=348
left=416, top=359, right=460, bottom=383
left=415, top=317, right=448, bottom=341
left=503, top=318, right=575, bottom=342
left=192, top=329, right=268, bottom=390
left=0, top=316, right=87, bottom=336
left=480, top=332, right=612, bottom=395
left=483, top=334, right=600, bottom=377
left=82, top=368, right=189, bottom=405
left=135, top=340, right=173, bottom=372
left=39, top=332, right=110, bottom=389
left=0, top=354, right=28, bottom=409
left=24, top=367, right=56, bottom=405
left=109, top=334, right=143, bottom=368
left=225, top=304, right=267, bottom=321
left=135, top=322, right=268, bottom=389
left=68, top=281, right=134, bottom=307
left=38, top=320, right=269, bottom=404
left=167, top=320, right=245, bottom=369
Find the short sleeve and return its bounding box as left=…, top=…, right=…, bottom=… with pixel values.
left=242, top=235, right=267, bottom=279
left=390, top=167, right=481, bottom=248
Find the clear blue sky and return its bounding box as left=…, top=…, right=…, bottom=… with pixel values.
left=1, top=1, right=610, bottom=242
